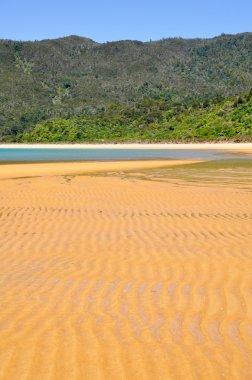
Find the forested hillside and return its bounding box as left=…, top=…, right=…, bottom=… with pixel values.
left=19, top=90, right=252, bottom=142
left=0, top=33, right=252, bottom=141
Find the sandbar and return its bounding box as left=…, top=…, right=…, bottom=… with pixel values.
left=0, top=159, right=201, bottom=179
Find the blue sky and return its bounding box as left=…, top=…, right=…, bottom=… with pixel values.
left=0, top=0, right=251, bottom=42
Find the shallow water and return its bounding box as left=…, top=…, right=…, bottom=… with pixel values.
left=95, top=159, right=252, bottom=188
left=0, top=147, right=241, bottom=162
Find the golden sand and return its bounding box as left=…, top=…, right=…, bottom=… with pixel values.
left=0, top=161, right=252, bottom=380
left=0, top=159, right=200, bottom=179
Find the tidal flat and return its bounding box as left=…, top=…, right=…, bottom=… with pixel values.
left=0, top=155, right=252, bottom=379
left=101, top=159, right=252, bottom=188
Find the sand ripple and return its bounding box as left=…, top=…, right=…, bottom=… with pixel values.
left=0, top=174, right=252, bottom=379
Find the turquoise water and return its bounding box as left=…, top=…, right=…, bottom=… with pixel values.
left=0, top=148, right=238, bottom=162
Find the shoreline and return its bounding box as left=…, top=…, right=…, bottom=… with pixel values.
left=1, top=142, right=252, bottom=151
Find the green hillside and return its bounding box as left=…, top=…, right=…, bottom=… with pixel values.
left=19, top=90, right=252, bottom=142
left=1, top=33, right=252, bottom=141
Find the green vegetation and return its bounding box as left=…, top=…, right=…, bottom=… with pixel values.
left=19, top=90, right=252, bottom=142
left=0, top=33, right=252, bottom=142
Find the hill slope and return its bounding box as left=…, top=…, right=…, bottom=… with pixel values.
left=1, top=33, right=252, bottom=141
left=19, top=90, right=252, bottom=142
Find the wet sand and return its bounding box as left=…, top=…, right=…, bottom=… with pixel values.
left=0, top=161, right=252, bottom=379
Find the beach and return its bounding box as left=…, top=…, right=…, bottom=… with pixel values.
left=0, top=158, right=252, bottom=379
left=1, top=142, right=252, bottom=150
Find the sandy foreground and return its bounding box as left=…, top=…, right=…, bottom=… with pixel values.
left=0, top=161, right=252, bottom=380
left=1, top=142, right=252, bottom=151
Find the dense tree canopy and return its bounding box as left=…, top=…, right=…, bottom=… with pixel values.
left=19, top=91, right=252, bottom=142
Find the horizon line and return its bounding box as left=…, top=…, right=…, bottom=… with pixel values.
left=0, top=31, right=251, bottom=44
